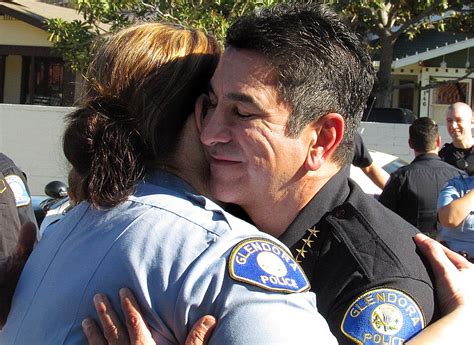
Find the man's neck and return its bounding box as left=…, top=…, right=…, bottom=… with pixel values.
left=244, top=164, right=340, bottom=238
left=453, top=138, right=473, bottom=149
left=414, top=149, right=438, bottom=157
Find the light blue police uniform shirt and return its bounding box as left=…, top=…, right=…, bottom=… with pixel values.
left=1, top=169, right=336, bottom=344
left=437, top=175, right=474, bottom=256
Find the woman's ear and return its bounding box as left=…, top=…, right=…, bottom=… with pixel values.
left=305, top=113, right=345, bottom=171
left=194, top=94, right=207, bottom=133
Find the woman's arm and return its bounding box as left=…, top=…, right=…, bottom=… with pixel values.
left=408, top=234, right=474, bottom=344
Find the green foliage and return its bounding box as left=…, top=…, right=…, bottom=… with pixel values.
left=46, top=18, right=96, bottom=72
left=327, top=0, right=471, bottom=107
left=46, top=0, right=283, bottom=72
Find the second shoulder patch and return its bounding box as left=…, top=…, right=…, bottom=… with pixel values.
left=341, top=288, right=425, bottom=344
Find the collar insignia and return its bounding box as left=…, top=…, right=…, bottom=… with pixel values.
left=295, top=226, right=319, bottom=263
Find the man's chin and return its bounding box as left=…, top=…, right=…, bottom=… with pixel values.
left=209, top=182, right=239, bottom=204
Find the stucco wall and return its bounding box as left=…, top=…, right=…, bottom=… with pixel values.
left=0, top=104, right=455, bottom=195
left=358, top=122, right=451, bottom=163
left=0, top=104, right=72, bottom=194
left=0, top=18, right=53, bottom=47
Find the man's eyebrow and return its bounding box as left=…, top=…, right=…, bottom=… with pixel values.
left=227, top=92, right=256, bottom=104
left=207, top=83, right=259, bottom=106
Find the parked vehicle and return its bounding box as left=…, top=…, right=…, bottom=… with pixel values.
left=350, top=150, right=408, bottom=196
left=362, top=107, right=416, bottom=124
left=32, top=181, right=71, bottom=238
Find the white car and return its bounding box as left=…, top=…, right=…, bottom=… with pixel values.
left=350, top=150, right=408, bottom=196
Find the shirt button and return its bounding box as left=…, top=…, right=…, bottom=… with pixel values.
left=334, top=208, right=346, bottom=218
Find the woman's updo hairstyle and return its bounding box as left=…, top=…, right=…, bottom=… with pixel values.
left=63, top=23, right=221, bottom=207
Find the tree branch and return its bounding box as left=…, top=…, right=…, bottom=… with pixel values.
left=393, top=3, right=440, bottom=39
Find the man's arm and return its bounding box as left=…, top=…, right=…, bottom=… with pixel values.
left=438, top=190, right=474, bottom=228
left=352, top=132, right=389, bottom=189
left=0, top=222, right=36, bottom=327
left=361, top=163, right=389, bottom=189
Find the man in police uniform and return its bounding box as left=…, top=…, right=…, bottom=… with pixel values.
left=200, top=4, right=438, bottom=343
left=0, top=153, right=37, bottom=230
left=379, top=118, right=465, bottom=236
left=439, top=102, right=474, bottom=174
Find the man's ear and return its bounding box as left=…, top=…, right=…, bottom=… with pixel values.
left=408, top=138, right=414, bottom=149
left=436, top=135, right=441, bottom=149
left=305, top=113, right=344, bottom=171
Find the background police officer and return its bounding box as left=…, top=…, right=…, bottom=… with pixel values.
left=0, top=171, right=21, bottom=257
left=379, top=118, right=465, bottom=236
left=0, top=153, right=37, bottom=230
left=439, top=102, right=474, bottom=174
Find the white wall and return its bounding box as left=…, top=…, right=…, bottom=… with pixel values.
left=359, top=121, right=451, bottom=163
left=0, top=104, right=73, bottom=194
left=0, top=104, right=454, bottom=195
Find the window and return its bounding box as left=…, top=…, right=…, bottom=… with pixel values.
left=21, top=57, right=64, bottom=105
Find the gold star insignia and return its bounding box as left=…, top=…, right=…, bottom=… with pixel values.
left=296, top=247, right=307, bottom=258
left=294, top=226, right=320, bottom=263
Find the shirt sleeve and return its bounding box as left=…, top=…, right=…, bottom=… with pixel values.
left=352, top=132, right=373, bottom=168
left=437, top=179, right=474, bottom=232
left=437, top=181, right=459, bottom=210
left=173, top=235, right=338, bottom=345
left=3, top=164, right=37, bottom=227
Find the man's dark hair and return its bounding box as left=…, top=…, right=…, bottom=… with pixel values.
left=225, top=3, right=375, bottom=165
left=409, top=117, right=439, bottom=152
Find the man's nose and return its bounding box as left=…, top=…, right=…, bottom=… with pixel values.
left=200, top=108, right=232, bottom=147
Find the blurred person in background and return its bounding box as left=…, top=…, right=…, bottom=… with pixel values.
left=379, top=118, right=465, bottom=236
left=438, top=174, right=474, bottom=261
left=439, top=102, right=474, bottom=175
left=0, top=153, right=37, bottom=255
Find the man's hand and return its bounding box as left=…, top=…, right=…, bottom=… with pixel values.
left=0, top=222, right=37, bottom=327
left=83, top=288, right=216, bottom=345
left=414, top=233, right=474, bottom=315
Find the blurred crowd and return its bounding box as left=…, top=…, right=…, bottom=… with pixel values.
left=375, top=102, right=474, bottom=260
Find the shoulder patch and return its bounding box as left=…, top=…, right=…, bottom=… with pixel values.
left=5, top=174, right=31, bottom=207
left=228, top=238, right=310, bottom=293
left=341, top=288, right=425, bottom=344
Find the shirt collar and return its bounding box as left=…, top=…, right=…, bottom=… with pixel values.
left=146, top=168, right=198, bottom=195
left=278, top=168, right=350, bottom=248
left=412, top=152, right=441, bottom=163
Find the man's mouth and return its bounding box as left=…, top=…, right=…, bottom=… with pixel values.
left=209, top=154, right=241, bottom=166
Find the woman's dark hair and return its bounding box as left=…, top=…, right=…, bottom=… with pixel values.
left=63, top=23, right=221, bottom=207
